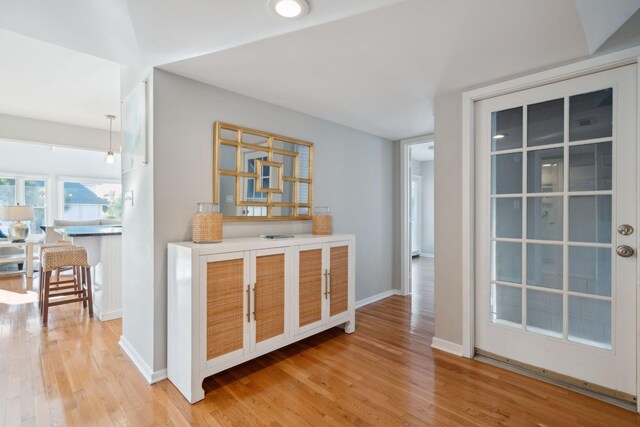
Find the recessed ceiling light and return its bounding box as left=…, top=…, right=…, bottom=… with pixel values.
left=269, top=0, right=309, bottom=19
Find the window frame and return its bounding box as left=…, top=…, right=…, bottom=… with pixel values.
left=57, top=176, right=122, bottom=222
left=0, top=172, right=48, bottom=236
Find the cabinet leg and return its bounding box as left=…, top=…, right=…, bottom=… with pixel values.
left=189, top=383, right=205, bottom=404
left=344, top=319, right=356, bottom=334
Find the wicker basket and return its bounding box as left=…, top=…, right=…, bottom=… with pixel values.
left=312, top=215, right=333, bottom=235
left=192, top=212, right=223, bottom=243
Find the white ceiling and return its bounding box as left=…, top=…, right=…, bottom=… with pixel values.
left=162, top=0, right=598, bottom=139
left=0, top=0, right=405, bottom=67
left=0, top=29, right=120, bottom=131
left=0, top=0, right=638, bottom=139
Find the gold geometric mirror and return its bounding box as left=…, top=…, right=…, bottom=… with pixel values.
left=214, top=122, right=314, bottom=221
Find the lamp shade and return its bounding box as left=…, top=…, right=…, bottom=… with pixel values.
left=0, top=205, right=34, bottom=221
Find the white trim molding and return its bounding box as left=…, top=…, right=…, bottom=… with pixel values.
left=119, top=335, right=167, bottom=384
left=431, top=337, right=463, bottom=357
left=399, top=134, right=435, bottom=297
left=420, top=253, right=434, bottom=258
left=355, top=289, right=402, bottom=309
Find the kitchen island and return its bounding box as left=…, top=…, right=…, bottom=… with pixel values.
left=55, top=226, right=122, bottom=321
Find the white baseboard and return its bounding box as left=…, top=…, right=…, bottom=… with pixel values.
left=95, top=306, right=122, bottom=322
left=119, top=335, right=167, bottom=384
left=420, top=253, right=434, bottom=258
left=355, top=289, right=402, bottom=309
left=431, top=337, right=463, bottom=357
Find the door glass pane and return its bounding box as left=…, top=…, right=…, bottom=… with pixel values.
left=491, top=198, right=522, bottom=239
left=569, top=88, right=613, bottom=141
left=526, top=243, right=562, bottom=290
left=569, top=246, right=611, bottom=297
left=491, top=107, right=523, bottom=151
left=526, top=289, right=563, bottom=338
left=568, top=142, right=612, bottom=191
left=527, top=196, right=563, bottom=241
left=491, top=241, right=522, bottom=284
left=491, top=284, right=521, bottom=327
left=527, top=148, right=564, bottom=193
left=568, top=195, right=612, bottom=243
left=492, top=153, right=522, bottom=195
left=568, top=296, right=611, bottom=350
left=527, top=98, right=564, bottom=146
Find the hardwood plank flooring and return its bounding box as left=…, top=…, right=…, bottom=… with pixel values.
left=0, top=262, right=639, bottom=426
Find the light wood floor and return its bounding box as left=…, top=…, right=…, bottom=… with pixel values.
left=1, top=263, right=639, bottom=426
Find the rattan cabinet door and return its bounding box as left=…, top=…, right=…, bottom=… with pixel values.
left=254, top=253, right=286, bottom=344
left=298, top=247, right=323, bottom=329
left=206, top=256, right=246, bottom=360
left=329, top=245, right=349, bottom=317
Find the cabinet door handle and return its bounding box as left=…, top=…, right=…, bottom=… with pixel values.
left=246, top=285, right=251, bottom=323
left=324, top=270, right=331, bottom=299
left=252, top=285, right=256, bottom=321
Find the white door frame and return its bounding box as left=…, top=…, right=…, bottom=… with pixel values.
left=460, top=46, right=640, bottom=408
left=400, top=134, right=434, bottom=296
left=411, top=174, right=422, bottom=257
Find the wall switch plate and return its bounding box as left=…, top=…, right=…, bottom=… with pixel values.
left=125, top=190, right=134, bottom=206
left=225, top=195, right=234, bottom=203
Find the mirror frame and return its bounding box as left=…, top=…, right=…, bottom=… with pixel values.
left=214, top=121, right=314, bottom=221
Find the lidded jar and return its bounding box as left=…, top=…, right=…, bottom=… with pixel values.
left=192, top=203, right=223, bottom=243
left=312, top=206, right=332, bottom=235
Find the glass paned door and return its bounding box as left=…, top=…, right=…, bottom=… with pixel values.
left=475, top=65, right=637, bottom=397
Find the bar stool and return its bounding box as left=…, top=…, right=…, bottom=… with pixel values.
left=41, top=247, right=93, bottom=326
left=38, top=241, right=76, bottom=309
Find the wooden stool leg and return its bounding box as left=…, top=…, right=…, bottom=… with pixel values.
left=85, top=267, right=94, bottom=318
left=80, top=267, right=87, bottom=308
left=38, top=266, right=43, bottom=312
left=42, top=271, right=51, bottom=326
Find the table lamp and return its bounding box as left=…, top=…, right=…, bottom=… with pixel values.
left=0, top=204, right=35, bottom=242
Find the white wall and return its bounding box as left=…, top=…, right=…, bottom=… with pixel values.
left=420, top=160, right=434, bottom=256
left=0, top=139, right=120, bottom=225
left=119, top=65, right=157, bottom=376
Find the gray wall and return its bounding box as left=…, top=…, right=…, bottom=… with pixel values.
left=147, top=68, right=395, bottom=370
left=433, top=91, right=463, bottom=345
left=420, top=160, right=434, bottom=255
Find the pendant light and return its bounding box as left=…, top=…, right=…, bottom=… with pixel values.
left=105, top=114, right=116, bottom=164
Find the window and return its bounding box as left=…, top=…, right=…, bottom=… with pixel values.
left=61, top=180, right=122, bottom=221
left=0, top=176, right=46, bottom=236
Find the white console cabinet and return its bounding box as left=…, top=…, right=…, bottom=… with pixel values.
left=167, top=234, right=355, bottom=403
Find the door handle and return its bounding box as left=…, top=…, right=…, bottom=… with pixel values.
left=618, top=224, right=634, bottom=236
left=617, top=245, right=635, bottom=258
